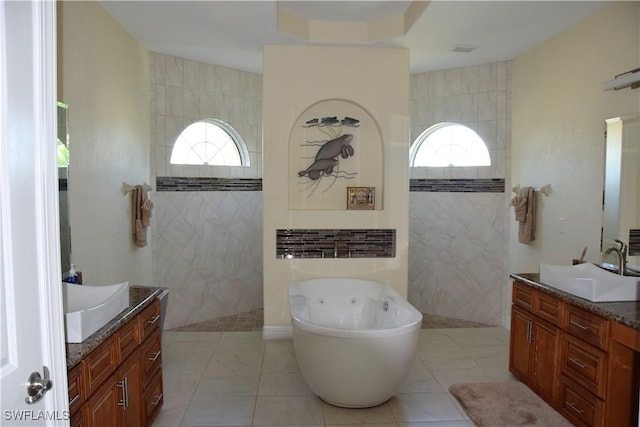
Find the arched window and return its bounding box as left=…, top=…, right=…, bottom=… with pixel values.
left=170, top=118, right=250, bottom=166
left=410, top=122, right=490, bottom=167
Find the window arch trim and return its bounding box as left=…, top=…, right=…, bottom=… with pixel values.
left=170, top=118, right=250, bottom=167
left=410, top=122, right=491, bottom=167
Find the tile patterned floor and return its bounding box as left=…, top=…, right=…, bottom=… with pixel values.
left=170, top=310, right=489, bottom=332
left=153, top=326, right=514, bottom=427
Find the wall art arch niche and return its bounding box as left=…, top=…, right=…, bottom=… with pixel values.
left=289, top=99, right=383, bottom=210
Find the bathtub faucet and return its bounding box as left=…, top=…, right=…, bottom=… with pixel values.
left=383, top=300, right=389, bottom=312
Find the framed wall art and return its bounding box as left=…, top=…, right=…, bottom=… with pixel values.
left=347, top=187, right=375, bottom=210
left=288, top=99, right=383, bottom=210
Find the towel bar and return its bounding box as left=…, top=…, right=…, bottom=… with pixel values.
left=122, top=181, right=152, bottom=194
left=512, top=184, right=551, bottom=197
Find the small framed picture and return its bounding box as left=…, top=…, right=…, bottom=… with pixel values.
left=347, top=187, right=375, bottom=210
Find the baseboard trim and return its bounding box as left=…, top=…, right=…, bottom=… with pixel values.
left=262, top=325, right=293, bottom=340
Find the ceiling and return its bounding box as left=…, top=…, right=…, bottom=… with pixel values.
left=99, top=1, right=608, bottom=75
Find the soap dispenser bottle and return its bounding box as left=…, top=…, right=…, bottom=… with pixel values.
left=64, top=264, right=78, bottom=284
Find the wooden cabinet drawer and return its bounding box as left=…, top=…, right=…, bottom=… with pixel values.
left=534, top=291, right=563, bottom=325
left=559, top=375, right=604, bottom=427
left=139, top=300, right=161, bottom=341
left=141, top=329, right=162, bottom=382
left=143, top=370, right=163, bottom=426
left=564, top=306, right=609, bottom=350
left=117, top=315, right=140, bottom=363
left=513, top=281, right=534, bottom=310
left=562, top=334, right=607, bottom=398
left=68, top=362, right=86, bottom=417
left=85, top=335, right=118, bottom=395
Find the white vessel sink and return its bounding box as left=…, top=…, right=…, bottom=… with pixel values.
left=539, top=263, right=640, bottom=302
left=62, top=282, right=130, bottom=343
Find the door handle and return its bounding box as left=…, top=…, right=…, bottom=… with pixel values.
left=25, top=366, right=52, bottom=404
left=117, top=376, right=129, bottom=408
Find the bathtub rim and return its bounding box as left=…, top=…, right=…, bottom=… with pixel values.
left=289, top=277, right=423, bottom=339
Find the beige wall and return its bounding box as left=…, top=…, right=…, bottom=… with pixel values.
left=58, top=1, right=152, bottom=285
left=510, top=2, right=640, bottom=297
left=262, top=46, right=410, bottom=329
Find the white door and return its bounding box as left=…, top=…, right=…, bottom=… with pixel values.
left=0, top=1, right=68, bottom=426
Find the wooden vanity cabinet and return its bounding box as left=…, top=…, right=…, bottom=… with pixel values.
left=137, top=298, right=164, bottom=425
left=70, top=298, right=162, bottom=427
left=84, top=349, right=144, bottom=427
left=556, top=305, right=609, bottom=426
left=509, top=294, right=562, bottom=406
left=67, top=362, right=86, bottom=418
left=605, top=321, right=640, bottom=426
left=510, top=279, right=640, bottom=427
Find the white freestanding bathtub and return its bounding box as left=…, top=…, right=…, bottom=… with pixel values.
left=289, top=277, right=423, bottom=408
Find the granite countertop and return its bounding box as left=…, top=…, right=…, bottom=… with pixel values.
left=65, top=286, right=165, bottom=370
left=511, top=273, right=640, bottom=331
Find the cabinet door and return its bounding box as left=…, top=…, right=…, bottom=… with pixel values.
left=530, top=316, right=561, bottom=405
left=509, top=305, right=532, bottom=381
left=70, top=408, right=87, bottom=427
left=84, top=374, right=122, bottom=427
left=119, top=349, right=143, bottom=427
left=606, top=323, right=640, bottom=427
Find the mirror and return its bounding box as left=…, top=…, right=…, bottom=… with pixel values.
left=57, top=102, right=71, bottom=276
left=602, top=113, right=640, bottom=269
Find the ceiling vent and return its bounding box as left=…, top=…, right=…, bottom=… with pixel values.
left=602, top=68, right=640, bottom=91
left=452, top=45, right=478, bottom=53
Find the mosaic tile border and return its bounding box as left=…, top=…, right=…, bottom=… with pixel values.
left=156, top=177, right=504, bottom=193
left=276, top=229, right=395, bottom=259
left=156, top=177, right=262, bottom=191
left=410, top=178, right=505, bottom=193
left=630, top=229, right=640, bottom=256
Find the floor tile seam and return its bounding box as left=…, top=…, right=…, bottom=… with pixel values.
left=252, top=347, right=267, bottom=426
left=173, top=350, right=218, bottom=400
left=251, top=394, right=326, bottom=427
left=388, top=389, right=472, bottom=422
left=446, top=392, right=473, bottom=423
left=428, top=367, right=483, bottom=392
left=163, top=347, right=219, bottom=359
left=459, top=344, right=509, bottom=361
left=418, top=355, right=479, bottom=370
left=212, top=348, right=266, bottom=357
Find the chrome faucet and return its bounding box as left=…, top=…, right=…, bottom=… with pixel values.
left=604, top=239, right=628, bottom=275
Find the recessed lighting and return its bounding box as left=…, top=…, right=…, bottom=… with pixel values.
left=452, top=45, right=478, bottom=53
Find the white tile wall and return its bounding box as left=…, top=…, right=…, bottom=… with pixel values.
left=150, top=53, right=264, bottom=329
left=410, top=61, right=511, bottom=182
left=409, top=192, right=506, bottom=325
left=154, top=191, right=263, bottom=330
left=409, top=62, right=512, bottom=327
